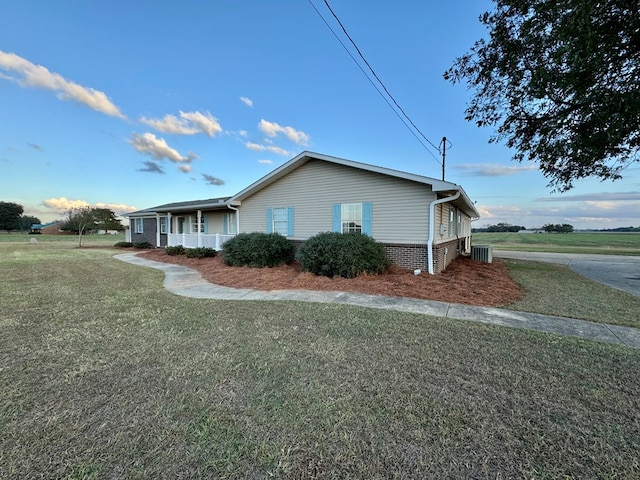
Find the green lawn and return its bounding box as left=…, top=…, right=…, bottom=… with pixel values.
left=0, top=232, right=125, bottom=246
left=473, top=231, right=640, bottom=255
left=1, top=243, right=639, bottom=479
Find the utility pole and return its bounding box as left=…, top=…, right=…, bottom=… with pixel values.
left=441, top=136, right=447, bottom=181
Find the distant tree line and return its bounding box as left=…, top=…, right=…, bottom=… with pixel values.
left=542, top=223, right=574, bottom=233
left=597, top=226, right=640, bottom=232
left=472, top=223, right=526, bottom=233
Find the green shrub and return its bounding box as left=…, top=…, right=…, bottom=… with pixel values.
left=296, top=232, right=390, bottom=278
left=185, top=247, right=217, bottom=259
left=133, top=241, right=153, bottom=249
left=165, top=245, right=186, bottom=256
left=221, top=232, right=295, bottom=267
left=114, top=241, right=133, bottom=248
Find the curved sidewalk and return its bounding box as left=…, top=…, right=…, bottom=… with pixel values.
left=114, top=252, right=640, bottom=349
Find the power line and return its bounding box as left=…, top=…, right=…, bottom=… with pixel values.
left=308, top=0, right=442, bottom=166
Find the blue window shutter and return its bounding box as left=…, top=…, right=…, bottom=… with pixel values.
left=287, top=207, right=294, bottom=237
left=266, top=208, right=273, bottom=233
left=362, top=202, right=372, bottom=236
left=203, top=214, right=208, bottom=234
left=223, top=213, right=228, bottom=235
left=332, top=204, right=341, bottom=232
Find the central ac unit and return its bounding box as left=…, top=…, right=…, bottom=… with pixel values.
left=471, top=245, right=493, bottom=263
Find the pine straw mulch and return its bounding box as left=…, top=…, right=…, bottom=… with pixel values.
left=138, top=249, right=524, bottom=307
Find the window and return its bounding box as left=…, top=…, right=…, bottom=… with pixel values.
left=341, top=203, right=362, bottom=234
left=223, top=212, right=237, bottom=235
left=449, top=208, right=455, bottom=236
left=333, top=202, right=372, bottom=236
left=266, top=207, right=294, bottom=236
left=160, top=217, right=168, bottom=234
left=134, top=218, right=144, bottom=234
left=272, top=208, right=288, bottom=235
left=190, top=215, right=205, bottom=233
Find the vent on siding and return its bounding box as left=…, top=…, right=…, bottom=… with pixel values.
left=471, top=245, right=493, bottom=263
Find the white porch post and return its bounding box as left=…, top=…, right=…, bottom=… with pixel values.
left=167, top=212, right=172, bottom=246
left=197, top=210, right=202, bottom=247
left=155, top=213, right=161, bottom=247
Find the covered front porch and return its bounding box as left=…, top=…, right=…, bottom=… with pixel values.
left=167, top=232, right=235, bottom=250
left=155, top=206, right=238, bottom=250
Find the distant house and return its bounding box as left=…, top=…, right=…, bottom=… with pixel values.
left=126, top=151, right=479, bottom=274
left=29, top=221, right=69, bottom=235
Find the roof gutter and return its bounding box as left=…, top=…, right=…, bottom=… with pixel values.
left=427, top=191, right=461, bottom=275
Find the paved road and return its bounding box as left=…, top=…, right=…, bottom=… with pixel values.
left=494, top=250, right=640, bottom=297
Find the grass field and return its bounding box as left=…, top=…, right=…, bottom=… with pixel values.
left=1, top=241, right=639, bottom=478
left=472, top=231, right=640, bottom=255
left=0, top=232, right=126, bottom=246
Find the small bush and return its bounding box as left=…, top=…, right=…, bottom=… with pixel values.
left=297, top=232, right=390, bottom=278
left=114, top=241, right=133, bottom=248
left=221, top=232, right=295, bottom=267
left=133, top=241, right=153, bottom=249
left=185, top=247, right=217, bottom=259
left=165, top=245, right=186, bottom=256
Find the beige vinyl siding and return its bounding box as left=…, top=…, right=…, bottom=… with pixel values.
left=433, top=203, right=472, bottom=246
left=239, top=160, right=436, bottom=244
left=203, top=211, right=225, bottom=234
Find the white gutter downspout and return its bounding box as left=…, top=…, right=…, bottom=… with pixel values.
left=427, top=191, right=461, bottom=275
left=227, top=205, right=240, bottom=235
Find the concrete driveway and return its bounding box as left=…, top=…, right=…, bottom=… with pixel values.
left=494, top=250, right=640, bottom=297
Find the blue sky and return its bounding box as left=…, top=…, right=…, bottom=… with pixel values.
left=1, top=0, right=638, bottom=229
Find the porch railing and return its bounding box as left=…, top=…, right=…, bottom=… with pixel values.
left=167, top=233, right=235, bottom=250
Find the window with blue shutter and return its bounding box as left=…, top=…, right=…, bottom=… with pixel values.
left=333, top=203, right=372, bottom=235
left=267, top=207, right=294, bottom=236
left=266, top=208, right=273, bottom=233
left=332, top=204, right=341, bottom=232
left=287, top=207, right=294, bottom=237
left=362, top=202, right=372, bottom=236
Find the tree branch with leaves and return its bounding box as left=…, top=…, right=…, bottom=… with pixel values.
left=445, top=0, right=640, bottom=191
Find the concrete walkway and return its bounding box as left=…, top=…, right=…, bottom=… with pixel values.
left=114, top=252, right=640, bottom=349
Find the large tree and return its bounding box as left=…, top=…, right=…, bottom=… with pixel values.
left=0, top=202, right=24, bottom=232
left=445, top=0, right=640, bottom=191
left=63, top=207, right=98, bottom=247
left=92, top=208, right=124, bottom=232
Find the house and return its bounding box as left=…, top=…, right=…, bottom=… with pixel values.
left=29, top=221, right=71, bottom=235
left=126, top=151, right=479, bottom=274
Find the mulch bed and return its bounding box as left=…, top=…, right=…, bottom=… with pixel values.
left=137, top=249, right=524, bottom=307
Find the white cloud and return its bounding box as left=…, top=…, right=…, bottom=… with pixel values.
left=203, top=174, right=225, bottom=186
left=258, top=159, right=273, bottom=165
left=454, top=163, right=538, bottom=176
left=244, top=141, right=291, bottom=156
left=178, top=164, right=192, bottom=173
left=41, top=198, right=137, bottom=215
left=0, top=50, right=125, bottom=118
left=140, top=110, right=222, bottom=137
left=42, top=197, right=90, bottom=211
left=245, top=141, right=267, bottom=152
left=240, top=96, right=253, bottom=107
left=258, top=119, right=310, bottom=145
left=129, top=132, right=196, bottom=164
